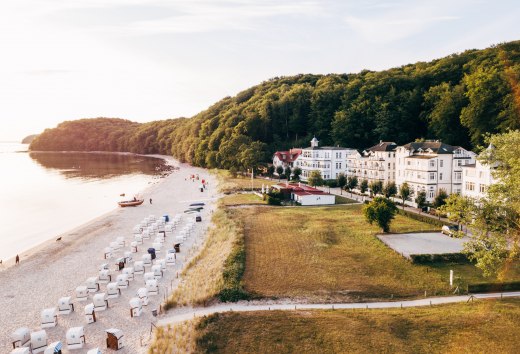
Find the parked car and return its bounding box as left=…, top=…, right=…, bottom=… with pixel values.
left=441, top=225, right=458, bottom=236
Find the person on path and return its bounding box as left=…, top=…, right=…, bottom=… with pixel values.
left=149, top=198, right=153, bottom=204
left=15, top=254, right=19, bottom=265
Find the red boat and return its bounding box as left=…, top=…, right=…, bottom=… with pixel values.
left=118, top=199, right=144, bottom=207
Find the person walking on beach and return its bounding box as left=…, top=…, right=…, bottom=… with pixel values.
left=15, top=254, right=19, bottom=265
left=149, top=198, right=152, bottom=204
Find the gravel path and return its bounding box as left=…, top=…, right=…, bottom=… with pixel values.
left=158, top=291, right=520, bottom=326
left=0, top=156, right=219, bottom=353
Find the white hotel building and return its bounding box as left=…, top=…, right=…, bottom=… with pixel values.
left=292, top=137, right=357, bottom=181
left=346, top=141, right=397, bottom=185
left=395, top=141, right=476, bottom=202
left=461, top=145, right=497, bottom=200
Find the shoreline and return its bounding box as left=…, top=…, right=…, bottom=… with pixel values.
left=0, top=152, right=175, bottom=271
left=0, top=153, right=219, bottom=352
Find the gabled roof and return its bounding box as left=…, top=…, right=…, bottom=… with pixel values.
left=402, top=141, right=458, bottom=154
left=273, top=148, right=302, bottom=163
left=367, top=141, right=397, bottom=152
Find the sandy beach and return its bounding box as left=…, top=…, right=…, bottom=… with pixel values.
left=0, top=155, right=219, bottom=353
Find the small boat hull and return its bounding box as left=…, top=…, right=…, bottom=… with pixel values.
left=118, top=200, right=144, bottom=207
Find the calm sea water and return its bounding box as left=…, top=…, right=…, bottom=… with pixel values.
left=0, top=143, right=168, bottom=261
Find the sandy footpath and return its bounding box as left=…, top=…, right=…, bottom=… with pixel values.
left=0, top=156, right=219, bottom=353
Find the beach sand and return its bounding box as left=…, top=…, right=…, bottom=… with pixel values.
left=0, top=156, right=219, bottom=353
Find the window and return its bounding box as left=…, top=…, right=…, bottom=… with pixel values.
left=388, top=162, right=391, bottom=168
left=455, top=172, right=461, bottom=181
left=429, top=191, right=435, bottom=199
left=429, top=173, right=435, bottom=180
left=479, top=171, right=483, bottom=178
left=440, top=160, right=443, bottom=168
left=465, top=182, right=475, bottom=191
left=439, top=173, right=443, bottom=180
left=429, top=160, right=435, bottom=168
left=480, top=184, right=487, bottom=193
left=457, top=160, right=462, bottom=166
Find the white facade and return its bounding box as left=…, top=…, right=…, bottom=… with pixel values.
left=461, top=146, right=497, bottom=200
left=346, top=141, right=397, bottom=185
left=296, top=137, right=357, bottom=181
left=395, top=141, right=476, bottom=202
left=293, top=193, right=335, bottom=206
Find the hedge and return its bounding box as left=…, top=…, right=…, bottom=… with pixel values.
left=468, top=281, right=520, bottom=293
left=398, top=209, right=453, bottom=228
left=409, top=253, right=468, bottom=264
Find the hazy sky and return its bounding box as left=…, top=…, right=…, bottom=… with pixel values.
left=1, top=0, right=519, bottom=141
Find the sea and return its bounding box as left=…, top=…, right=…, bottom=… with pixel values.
left=0, top=142, right=169, bottom=262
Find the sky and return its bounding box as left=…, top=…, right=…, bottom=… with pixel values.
left=0, top=0, right=519, bottom=141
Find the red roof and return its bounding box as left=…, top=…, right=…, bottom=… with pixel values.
left=273, top=148, right=302, bottom=163
left=274, top=183, right=329, bottom=195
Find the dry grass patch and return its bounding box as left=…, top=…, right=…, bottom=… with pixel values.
left=212, top=169, right=278, bottom=194
left=164, top=207, right=243, bottom=308
left=221, top=193, right=266, bottom=206
left=148, top=319, right=199, bottom=354
left=240, top=205, right=473, bottom=301
left=193, top=299, right=520, bottom=354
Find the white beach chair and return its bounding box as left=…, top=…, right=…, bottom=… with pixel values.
left=152, top=242, right=162, bottom=252
left=75, top=286, right=88, bottom=302
left=166, top=253, right=176, bottom=266
left=131, top=241, right=138, bottom=253
left=106, top=328, right=124, bottom=350
left=144, top=272, right=155, bottom=284
left=137, top=287, right=149, bottom=306
left=146, top=279, right=159, bottom=296
left=86, top=277, right=100, bottom=293
left=66, top=327, right=85, bottom=350
left=11, top=327, right=30, bottom=349
left=106, top=282, right=121, bottom=299
left=30, top=330, right=48, bottom=354
left=134, top=260, right=144, bottom=275
left=142, top=253, right=152, bottom=267
left=84, top=303, right=96, bottom=324
left=124, top=251, right=133, bottom=264
left=142, top=230, right=151, bottom=240
left=58, top=296, right=74, bottom=315
left=93, top=293, right=108, bottom=312
left=86, top=348, right=102, bottom=354
left=122, top=266, right=134, bottom=281
left=116, top=274, right=129, bottom=289
left=129, top=297, right=142, bottom=317
left=98, top=269, right=111, bottom=283
left=156, top=258, right=166, bottom=271
left=133, top=225, right=142, bottom=235
left=134, top=234, right=143, bottom=245
left=40, top=308, right=57, bottom=328
left=11, top=347, right=30, bottom=354
left=151, top=264, right=163, bottom=279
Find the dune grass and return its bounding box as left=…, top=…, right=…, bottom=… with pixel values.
left=238, top=204, right=517, bottom=301
left=164, top=206, right=244, bottom=308
left=148, top=320, right=199, bottom=354
left=192, top=299, right=520, bottom=354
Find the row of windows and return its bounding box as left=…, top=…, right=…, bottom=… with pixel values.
left=465, top=182, right=487, bottom=193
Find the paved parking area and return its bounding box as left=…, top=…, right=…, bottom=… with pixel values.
left=377, top=232, right=467, bottom=258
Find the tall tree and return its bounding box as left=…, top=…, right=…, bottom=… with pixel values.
left=363, top=197, right=398, bottom=233
left=399, top=182, right=411, bottom=209
left=308, top=170, right=324, bottom=187
left=336, top=173, right=347, bottom=195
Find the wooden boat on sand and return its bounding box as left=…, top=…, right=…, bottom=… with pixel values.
left=118, top=199, right=144, bottom=207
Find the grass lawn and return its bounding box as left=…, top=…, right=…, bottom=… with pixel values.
left=188, top=299, right=520, bottom=354
left=212, top=169, right=278, bottom=193
left=239, top=204, right=520, bottom=301
left=221, top=193, right=266, bottom=206
left=335, top=195, right=357, bottom=204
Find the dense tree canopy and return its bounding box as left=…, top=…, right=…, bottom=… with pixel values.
left=31, top=41, right=520, bottom=171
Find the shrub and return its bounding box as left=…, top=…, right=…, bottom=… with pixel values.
left=468, top=281, right=520, bottom=293
left=397, top=209, right=452, bottom=228
left=266, top=196, right=282, bottom=205
left=409, top=253, right=469, bottom=264
left=363, top=197, right=398, bottom=232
